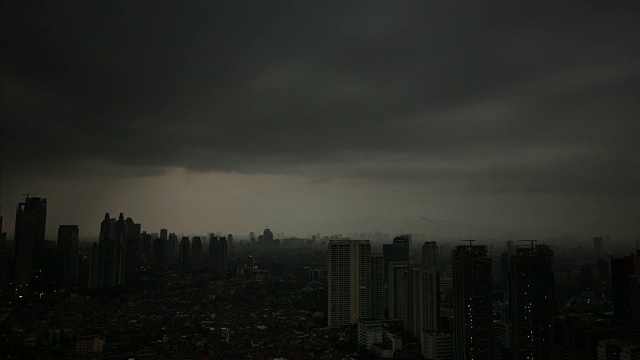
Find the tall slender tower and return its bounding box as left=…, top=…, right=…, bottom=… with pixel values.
left=327, top=240, right=371, bottom=328
left=57, top=225, right=79, bottom=280
left=389, top=261, right=412, bottom=321
left=14, top=196, right=47, bottom=289
left=179, top=237, right=191, bottom=273
left=209, top=235, right=220, bottom=273
left=371, top=252, right=385, bottom=319
left=509, top=243, right=555, bottom=359
left=453, top=243, right=493, bottom=360
left=219, top=236, right=228, bottom=276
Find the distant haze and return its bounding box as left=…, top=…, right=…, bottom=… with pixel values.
left=1, top=2, right=639, bottom=240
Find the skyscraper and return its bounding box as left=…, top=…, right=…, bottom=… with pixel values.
left=179, top=237, right=191, bottom=273
left=422, top=241, right=438, bottom=269
left=405, top=266, right=440, bottom=337
left=192, top=236, right=202, bottom=270
left=453, top=243, right=493, bottom=360
left=611, top=250, right=640, bottom=344
left=209, top=235, right=220, bottom=273
left=389, top=261, right=412, bottom=321
left=160, top=228, right=168, bottom=240
left=153, top=237, right=166, bottom=267
left=509, top=243, right=555, bottom=359
left=327, top=240, right=371, bottom=328
left=90, top=213, right=140, bottom=288
left=14, top=196, right=47, bottom=289
left=168, top=233, right=178, bottom=263
left=371, top=252, right=385, bottom=319
left=263, top=228, right=274, bottom=249
left=57, top=225, right=79, bottom=280
left=219, top=236, right=228, bottom=275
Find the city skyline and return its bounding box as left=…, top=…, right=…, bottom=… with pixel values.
left=1, top=2, right=639, bottom=240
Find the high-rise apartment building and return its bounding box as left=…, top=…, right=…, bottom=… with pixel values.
left=371, top=252, right=385, bottom=319
left=219, top=236, right=228, bottom=274
left=209, top=235, right=220, bottom=273
left=453, top=243, right=493, bottom=360
left=509, top=243, right=555, bottom=359
left=160, top=228, right=168, bottom=240
left=389, top=261, right=412, bottom=321
left=405, top=267, right=440, bottom=337
left=327, top=240, right=371, bottom=328
left=57, top=225, right=79, bottom=280
left=13, top=196, right=47, bottom=289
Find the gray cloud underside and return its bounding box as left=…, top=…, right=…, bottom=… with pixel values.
left=2, top=1, right=639, bottom=192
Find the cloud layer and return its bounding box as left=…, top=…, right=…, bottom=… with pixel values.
left=2, top=1, right=639, bottom=194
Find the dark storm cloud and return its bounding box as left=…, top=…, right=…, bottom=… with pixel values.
left=2, top=1, right=639, bottom=192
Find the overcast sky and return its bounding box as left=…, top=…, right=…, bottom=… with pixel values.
left=1, top=1, right=639, bottom=241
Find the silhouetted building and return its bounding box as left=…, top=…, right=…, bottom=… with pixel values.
left=597, top=339, right=640, bottom=360
left=141, top=231, right=152, bottom=261
left=179, top=237, right=191, bottom=273
left=509, top=243, right=555, bottom=359
left=209, top=235, right=220, bottom=273
left=422, top=241, right=438, bottom=269
left=594, top=237, right=604, bottom=258
left=168, top=233, right=178, bottom=263
left=263, top=228, right=274, bottom=249
left=327, top=240, right=371, bottom=328
left=227, top=234, right=233, bottom=252
left=554, top=313, right=615, bottom=360
left=57, top=225, right=79, bottom=280
left=89, top=213, right=140, bottom=288
left=153, top=237, right=166, bottom=267
left=611, top=251, right=640, bottom=344
left=383, top=235, right=410, bottom=284
left=453, top=243, right=493, bottom=359
left=219, top=236, right=228, bottom=275
left=160, top=228, right=168, bottom=240
left=192, top=236, right=202, bottom=270
left=14, top=196, right=47, bottom=290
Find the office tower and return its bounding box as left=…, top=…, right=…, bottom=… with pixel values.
left=192, top=236, right=202, bottom=270
left=371, top=252, right=385, bottom=319
left=179, top=237, right=191, bottom=273
left=153, top=237, right=166, bottom=267
left=263, top=228, right=274, bottom=249
left=453, top=243, right=493, bottom=360
left=327, top=240, right=372, bottom=328
left=422, top=241, right=438, bottom=269
left=168, top=233, right=178, bottom=262
left=611, top=251, right=640, bottom=344
left=509, top=243, right=555, bottom=359
left=594, top=237, right=604, bottom=258
left=57, top=225, right=79, bottom=280
left=209, top=235, right=220, bottom=273
left=160, top=228, right=168, bottom=240
left=13, top=196, right=47, bottom=289
left=219, top=236, right=228, bottom=275
left=389, top=261, right=412, bottom=321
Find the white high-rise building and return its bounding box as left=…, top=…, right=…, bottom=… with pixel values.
left=371, top=252, right=385, bottom=319
left=327, top=240, right=371, bottom=328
